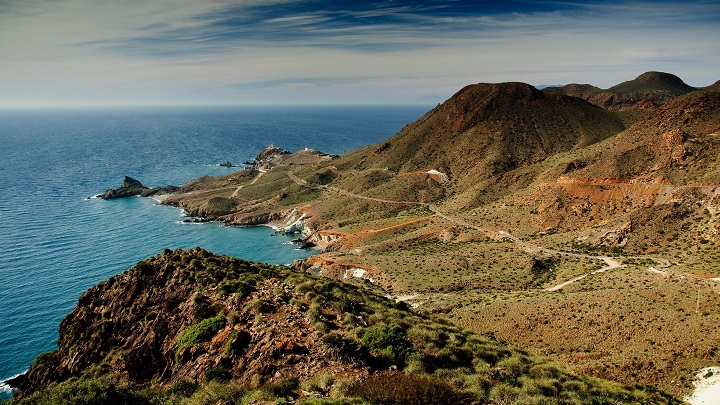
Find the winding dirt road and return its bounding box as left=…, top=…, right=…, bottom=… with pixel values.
left=287, top=171, right=677, bottom=291
left=231, top=171, right=265, bottom=198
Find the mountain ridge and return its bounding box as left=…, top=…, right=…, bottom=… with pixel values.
left=546, top=71, right=705, bottom=110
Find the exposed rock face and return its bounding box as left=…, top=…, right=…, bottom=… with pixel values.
left=252, top=145, right=291, bottom=170
left=255, top=145, right=290, bottom=162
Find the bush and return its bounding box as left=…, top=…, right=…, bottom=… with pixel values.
left=167, top=379, right=199, bottom=397
left=322, top=333, right=363, bottom=361
left=306, top=303, right=323, bottom=323
left=247, top=298, right=272, bottom=314
left=14, top=378, right=148, bottom=405
left=264, top=376, right=299, bottom=397
left=184, top=381, right=246, bottom=405
left=348, top=373, right=476, bottom=405
left=205, top=365, right=231, bottom=382
left=300, top=373, right=334, bottom=393
left=176, top=316, right=226, bottom=356
left=361, top=324, right=414, bottom=365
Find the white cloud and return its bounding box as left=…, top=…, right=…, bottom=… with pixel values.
left=0, top=0, right=718, bottom=107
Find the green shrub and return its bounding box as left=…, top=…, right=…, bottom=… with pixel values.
left=176, top=316, right=226, bottom=358
left=322, top=333, right=363, bottom=361
left=348, top=373, right=476, bottom=405
left=264, top=376, right=299, bottom=397
left=306, top=303, right=323, bottom=323
left=167, top=379, right=199, bottom=397
left=185, top=381, right=246, bottom=405
left=205, top=365, right=231, bottom=382
left=247, top=298, right=272, bottom=314
left=30, top=350, right=57, bottom=370
left=300, top=373, right=334, bottom=393
left=360, top=324, right=414, bottom=365
left=13, top=378, right=148, bottom=405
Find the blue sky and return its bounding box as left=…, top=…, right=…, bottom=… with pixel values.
left=1, top=0, right=718, bottom=107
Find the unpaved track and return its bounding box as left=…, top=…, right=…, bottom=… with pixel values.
left=287, top=171, right=676, bottom=290
left=544, top=257, right=621, bottom=291
left=231, top=172, right=264, bottom=198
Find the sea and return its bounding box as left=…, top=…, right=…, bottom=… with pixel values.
left=0, top=105, right=428, bottom=398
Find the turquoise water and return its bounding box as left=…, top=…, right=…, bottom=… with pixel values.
left=0, top=106, right=428, bottom=397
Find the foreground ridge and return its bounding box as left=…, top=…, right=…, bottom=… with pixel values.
left=12, top=248, right=678, bottom=404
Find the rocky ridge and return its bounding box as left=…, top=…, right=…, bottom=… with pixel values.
left=13, top=248, right=677, bottom=404
left=547, top=71, right=698, bottom=110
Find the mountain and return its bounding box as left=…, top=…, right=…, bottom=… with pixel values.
left=11, top=248, right=676, bottom=404
left=83, top=72, right=720, bottom=399
left=326, top=82, right=625, bottom=204
left=608, top=71, right=696, bottom=95
left=548, top=71, right=699, bottom=110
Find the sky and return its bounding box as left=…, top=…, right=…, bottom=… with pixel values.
left=1, top=0, right=719, bottom=107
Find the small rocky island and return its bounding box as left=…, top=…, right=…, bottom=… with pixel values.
left=100, top=176, right=178, bottom=200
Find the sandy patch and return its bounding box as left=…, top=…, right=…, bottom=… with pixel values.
left=685, top=367, right=720, bottom=405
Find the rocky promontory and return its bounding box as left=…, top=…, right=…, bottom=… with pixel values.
left=10, top=248, right=676, bottom=404
left=99, top=176, right=149, bottom=199
left=100, top=176, right=179, bottom=200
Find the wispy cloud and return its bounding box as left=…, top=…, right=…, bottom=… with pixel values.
left=0, top=0, right=718, bottom=106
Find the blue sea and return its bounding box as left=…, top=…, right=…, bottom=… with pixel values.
left=0, top=105, right=427, bottom=398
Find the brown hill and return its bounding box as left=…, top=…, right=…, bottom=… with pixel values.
left=330, top=82, right=625, bottom=203
left=551, top=71, right=698, bottom=110
left=608, top=71, right=695, bottom=95
left=566, top=88, right=720, bottom=183
left=91, top=74, right=720, bottom=398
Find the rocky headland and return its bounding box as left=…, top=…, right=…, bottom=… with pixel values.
left=11, top=248, right=677, bottom=404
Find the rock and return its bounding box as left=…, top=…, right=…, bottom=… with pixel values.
left=100, top=177, right=178, bottom=200
left=142, top=185, right=180, bottom=197
left=100, top=176, right=149, bottom=199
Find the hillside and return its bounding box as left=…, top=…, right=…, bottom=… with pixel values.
left=548, top=71, right=699, bottom=110
left=328, top=82, right=626, bottom=203
left=92, top=72, right=720, bottom=398
left=10, top=249, right=677, bottom=404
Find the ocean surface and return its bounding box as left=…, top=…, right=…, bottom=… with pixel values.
left=0, top=105, right=428, bottom=398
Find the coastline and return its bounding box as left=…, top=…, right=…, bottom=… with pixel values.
left=0, top=371, right=25, bottom=399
